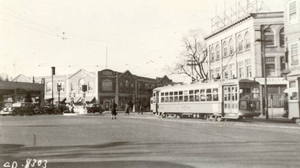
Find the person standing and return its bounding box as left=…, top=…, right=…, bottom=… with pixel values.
left=125, top=102, right=130, bottom=115
left=111, top=100, right=117, bottom=119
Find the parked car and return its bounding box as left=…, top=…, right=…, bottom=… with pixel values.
left=0, top=102, right=13, bottom=116
left=40, top=105, right=61, bottom=114
left=86, top=104, right=103, bottom=114
left=12, top=102, right=35, bottom=116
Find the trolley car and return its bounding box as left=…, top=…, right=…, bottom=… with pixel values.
left=150, top=79, right=261, bottom=121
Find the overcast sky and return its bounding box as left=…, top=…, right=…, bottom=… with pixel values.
left=0, top=0, right=283, bottom=82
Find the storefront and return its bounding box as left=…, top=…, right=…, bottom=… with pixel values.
left=0, top=81, right=44, bottom=109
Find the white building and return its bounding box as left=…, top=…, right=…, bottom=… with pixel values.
left=205, top=12, right=286, bottom=111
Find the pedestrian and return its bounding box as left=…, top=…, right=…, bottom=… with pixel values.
left=139, top=104, right=143, bottom=115
left=70, top=102, right=75, bottom=113
left=125, top=102, right=130, bottom=115
left=129, top=100, right=133, bottom=112
left=111, top=100, right=117, bottom=119
left=283, top=93, right=289, bottom=117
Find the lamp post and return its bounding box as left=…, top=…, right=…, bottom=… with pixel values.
left=51, top=67, right=55, bottom=107
left=57, top=81, right=61, bottom=111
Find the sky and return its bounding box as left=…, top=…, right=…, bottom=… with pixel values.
left=0, top=0, right=283, bottom=83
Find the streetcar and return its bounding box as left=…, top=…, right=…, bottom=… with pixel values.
left=150, top=79, right=261, bottom=121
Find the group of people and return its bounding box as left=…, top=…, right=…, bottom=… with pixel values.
left=111, top=100, right=145, bottom=119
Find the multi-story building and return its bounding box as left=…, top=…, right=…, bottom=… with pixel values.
left=14, top=69, right=173, bottom=111
left=284, top=0, right=300, bottom=119
left=205, top=11, right=286, bottom=110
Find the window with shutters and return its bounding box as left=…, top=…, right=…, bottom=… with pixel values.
left=289, top=1, right=297, bottom=24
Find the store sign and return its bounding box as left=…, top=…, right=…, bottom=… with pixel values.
left=255, top=78, right=288, bottom=85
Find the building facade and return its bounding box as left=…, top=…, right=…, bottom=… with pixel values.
left=0, top=79, right=45, bottom=109
left=205, top=12, right=286, bottom=109
left=284, top=0, right=300, bottom=119
left=14, top=69, right=173, bottom=111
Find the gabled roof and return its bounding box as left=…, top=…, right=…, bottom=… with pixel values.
left=68, top=69, right=95, bottom=79
left=11, top=74, right=31, bottom=82
left=157, top=75, right=170, bottom=83
left=119, top=70, right=134, bottom=78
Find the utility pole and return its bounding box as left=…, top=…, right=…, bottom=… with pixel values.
left=51, top=67, right=55, bottom=107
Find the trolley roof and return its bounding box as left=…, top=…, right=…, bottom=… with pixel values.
left=153, top=79, right=259, bottom=92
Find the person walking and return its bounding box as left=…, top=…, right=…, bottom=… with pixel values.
left=111, top=100, right=117, bottom=119
left=125, top=102, right=130, bottom=115
left=139, top=104, right=143, bottom=115
left=129, top=100, right=133, bottom=112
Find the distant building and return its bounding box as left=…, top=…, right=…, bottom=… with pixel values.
left=284, top=0, right=300, bottom=119
left=0, top=80, right=44, bottom=109
left=205, top=12, right=286, bottom=109
left=14, top=69, right=174, bottom=111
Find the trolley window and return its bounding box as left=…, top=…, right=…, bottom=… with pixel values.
left=213, top=88, right=218, bottom=101
left=200, top=89, right=206, bottom=101
left=179, top=91, right=183, bottom=102
left=189, top=90, right=194, bottom=102
left=206, top=89, right=212, bottom=101
left=169, top=92, right=173, bottom=102
left=184, top=95, right=189, bottom=102
left=195, top=90, right=200, bottom=101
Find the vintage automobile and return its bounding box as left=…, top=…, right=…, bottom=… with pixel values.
left=86, top=104, right=103, bottom=114
left=40, top=104, right=62, bottom=114
left=12, top=102, right=35, bottom=116
left=0, top=102, right=13, bottom=116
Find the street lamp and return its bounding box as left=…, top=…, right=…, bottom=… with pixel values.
left=57, top=81, right=62, bottom=111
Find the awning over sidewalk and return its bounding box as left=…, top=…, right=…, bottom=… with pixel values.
left=65, top=97, right=81, bottom=103
left=85, top=97, right=95, bottom=103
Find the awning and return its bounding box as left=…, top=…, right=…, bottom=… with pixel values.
left=65, top=97, right=80, bottom=103
left=85, top=97, right=95, bottom=103
left=45, top=98, right=54, bottom=102
left=59, top=97, right=66, bottom=102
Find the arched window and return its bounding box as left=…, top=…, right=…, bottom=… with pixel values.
left=120, top=83, right=123, bottom=91
left=237, top=35, right=243, bottom=52
left=210, top=46, right=215, bottom=61
left=264, top=28, right=274, bottom=46
left=78, top=79, right=85, bottom=92
left=229, top=38, right=234, bottom=55
left=131, top=84, right=134, bottom=92
left=216, top=44, right=220, bottom=60
left=102, top=79, right=113, bottom=91
left=88, top=82, right=93, bottom=91
left=60, top=82, right=65, bottom=92
left=125, top=80, right=129, bottom=92
left=70, top=83, right=75, bottom=91
left=46, top=82, right=52, bottom=92
left=223, top=41, right=228, bottom=58
left=244, top=32, right=250, bottom=50
left=279, top=28, right=284, bottom=46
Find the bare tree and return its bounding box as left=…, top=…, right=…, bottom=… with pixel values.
left=168, top=29, right=208, bottom=82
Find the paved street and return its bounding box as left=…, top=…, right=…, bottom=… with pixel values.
left=1, top=112, right=300, bottom=168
